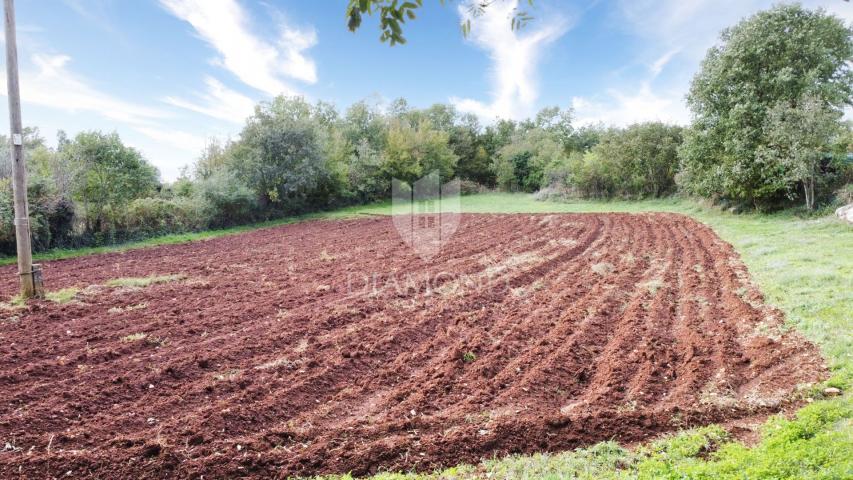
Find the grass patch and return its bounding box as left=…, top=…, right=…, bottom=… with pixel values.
left=4, top=287, right=80, bottom=306
left=44, top=287, right=80, bottom=304
left=105, top=274, right=184, bottom=288
left=313, top=400, right=851, bottom=479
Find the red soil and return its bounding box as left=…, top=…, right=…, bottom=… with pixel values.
left=0, top=213, right=825, bottom=478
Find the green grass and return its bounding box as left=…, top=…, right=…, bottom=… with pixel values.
left=310, top=397, right=851, bottom=479
left=3, top=192, right=852, bottom=478
left=44, top=287, right=80, bottom=304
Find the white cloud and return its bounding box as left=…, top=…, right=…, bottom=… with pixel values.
left=160, top=0, right=317, bottom=96
left=12, top=53, right=168, bottom=125
left=0, top=52, right=207, bottom=180
left=649, top=48, right=680, bottom=78
left=164, top=76, right=255, bottom=124
left=571, top=82, right=690, bottom=127
left=583, top=0, right=853, bottom=128
left=133, top=126, right=207, bottom=154
left=451, top=0, right=571, bottom=121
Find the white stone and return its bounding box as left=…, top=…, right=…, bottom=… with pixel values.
left=835, top=204, right=853, bottom=224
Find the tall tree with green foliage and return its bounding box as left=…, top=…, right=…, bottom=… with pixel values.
left=758, top=94, right=844, bottom=209
left=232, top=96, right=329, bottom=208
left=383, top=120, right=457, bottom=184
left=679, top=4, right=853, bottom=208
left=595, top=122, right=683, bottom=198
left=63, top=131, right=159, bottom=235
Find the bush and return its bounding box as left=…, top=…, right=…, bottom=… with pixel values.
left=0, top=177, right=76, bottom=255
left=538, top=123, right=682, bottom=200
left=494, top=128, right=565, bottom=192
left=193, top=170, right=258, bottom=228
left=118, top=197, right=207, bottom=239
left=835, top=183, right=853, bottom=206
left=458, top=180, right=489, bottom=196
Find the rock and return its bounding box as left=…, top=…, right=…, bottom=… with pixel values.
left=823, top=387, right=842, bottom=397
left=835, top=204, right=853, bottom=224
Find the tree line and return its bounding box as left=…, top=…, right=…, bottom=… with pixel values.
left=1, top=3, right=851, bottom=256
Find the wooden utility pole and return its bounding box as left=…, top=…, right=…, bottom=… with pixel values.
left=4, top=0, right=38, bottom=298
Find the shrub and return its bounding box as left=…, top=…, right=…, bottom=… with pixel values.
left=383, top=120, right=457, bottom=185
left=494, top=129, right=565, bottom=192
left=458, top=179, right=489, bottom=196
left=193, top=170, right=258, bottom=228
left=118, top=197, right=207, bottom=239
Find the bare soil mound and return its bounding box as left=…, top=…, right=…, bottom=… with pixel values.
left=0, top=213, right=825, bottom=478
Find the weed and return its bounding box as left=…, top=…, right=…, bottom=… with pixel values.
left=121, top=333, right=147, bottom=343
left=108, top=303, right=148, bottom=314
left=591, top=262, right=614, bottom=275
left=256, top=357, right=297, bottom=370
left=640, top=278, right=664, bottom=295
left=214, top=369, right=241, bottom=381
left=106, top=274, right=185, bottom=288
left=462, top=351, right=476, bottom=363
left=145, top=336, right=167, bottom=347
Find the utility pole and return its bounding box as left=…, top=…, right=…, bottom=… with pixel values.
left=4, top=0, right=39, bottom=298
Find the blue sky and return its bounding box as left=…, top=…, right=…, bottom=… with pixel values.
left=1, top=0, right=850, bottom=180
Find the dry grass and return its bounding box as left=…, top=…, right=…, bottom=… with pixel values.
left=106, top=274, right=185, bottom=288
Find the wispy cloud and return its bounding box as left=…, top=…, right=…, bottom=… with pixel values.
left=573, top=0, right=853, bottom=127
left=133, top=126, right=207, bottom=154
left=8, top=53, right=167, bottom=124
left=160, top=0, right=317, bottom=96
left=164, top=76, right=255, bottom=124
left=451, top=0, right=571, bottom=121
left=649, top=48, right=680, bottom=78
left=598, top=0, right=767, bottom=127
left=0, top=53, right=207, bottom=166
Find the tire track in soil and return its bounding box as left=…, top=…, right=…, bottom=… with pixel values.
left=0, top=213, right=826, bottom=478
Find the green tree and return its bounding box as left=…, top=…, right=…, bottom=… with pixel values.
left=758, top=95, right=844, bottom=209
left=194, top=139, right=232, bottom=180
left=63, top=131, right=159, bottom=235
left=449, top=113, right=494, bottom=186
left=383, top=120, right=457, bottom=184
left=343, top=100, right=387, bottom=151
left=680, top=4, right=853, bottom=207
left=232, top=96, right=329, bottom=209
left=494, top=127, right=566, bottom=192
left=592, top=122, right=683, bottom=198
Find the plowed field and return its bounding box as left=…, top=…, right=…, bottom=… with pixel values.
left=0, top=213, right=825, bottom=478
